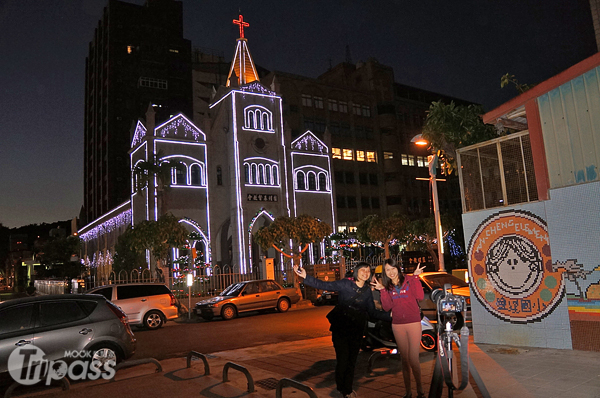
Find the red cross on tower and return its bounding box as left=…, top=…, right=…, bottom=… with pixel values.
left=233, top=14, right=249, bottom=38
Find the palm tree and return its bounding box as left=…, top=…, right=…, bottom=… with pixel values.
left=133, top=150, right=184, bottom=216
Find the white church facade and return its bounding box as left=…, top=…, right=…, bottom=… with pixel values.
left=79, top=17, right=336, bottom=280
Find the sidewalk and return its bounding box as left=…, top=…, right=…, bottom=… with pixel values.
left=7, top=334, right=600, bottom=398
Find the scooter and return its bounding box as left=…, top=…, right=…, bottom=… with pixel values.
left=362, top=315, right=438, bottom=352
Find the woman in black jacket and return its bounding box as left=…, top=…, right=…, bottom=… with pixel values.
left=294, top=262, right=389, bottom=398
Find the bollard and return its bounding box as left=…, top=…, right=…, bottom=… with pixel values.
left=275, top=378, right=318, bottom=398
left=4, top=377, right=69, bottom=398
left=110, top=358, right=162, bottom=382
left=222, top=361, right=255, bottom=393
left=186, top=350, right=210, bottom=375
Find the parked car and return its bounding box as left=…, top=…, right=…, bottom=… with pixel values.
left=0, top=294, right=136, bottom=374
left=86, top=283, right=178, bottom=330
left=195, top=280, right=301, bottom=320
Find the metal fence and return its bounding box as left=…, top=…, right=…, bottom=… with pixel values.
left=457, top=131, right=538, bottom=213
left=84, top=261, right=298, bottom=298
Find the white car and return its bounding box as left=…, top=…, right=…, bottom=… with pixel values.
left=87, top=283, right=178, bottom=330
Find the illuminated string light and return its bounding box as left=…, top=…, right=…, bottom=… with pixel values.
left=155, top=114, right=206, bottom=141
left=131, top=121, right=147, bottom=148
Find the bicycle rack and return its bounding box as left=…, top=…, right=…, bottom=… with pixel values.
left=4, top=377, right=70, bottom=398
left=186, top=350, right=210, bottom=375
left=222, top=361, right=255, bottom=393
left=275, top=378, right=318, bottom=398
left=109, top=358, right=162, bottom=382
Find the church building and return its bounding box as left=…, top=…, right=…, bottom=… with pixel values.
left=79, top=15, right=335, bottom=279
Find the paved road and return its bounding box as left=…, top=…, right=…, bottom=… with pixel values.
left=131, top=305, right=332, bottom=360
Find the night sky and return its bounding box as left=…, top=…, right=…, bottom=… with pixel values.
left=0, top=0, right=596, bottom=228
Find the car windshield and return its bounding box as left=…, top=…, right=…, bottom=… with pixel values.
left=220, top=283, right=245, bottom=296
left=423, top=274, right=468, bottom=290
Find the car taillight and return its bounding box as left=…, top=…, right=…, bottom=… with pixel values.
left=169, top=291, right=176, bottom=306
left=107, top=302, right=128, bottom=324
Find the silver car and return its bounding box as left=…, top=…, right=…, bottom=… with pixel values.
left=195, top=280, right=301, bottom=320
left=0, top=294, right=136, bottom=374
left=87, top=283, right=179, bottom=330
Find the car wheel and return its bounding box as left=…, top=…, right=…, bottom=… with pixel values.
left=421, top=330, right=437, bottom=352
left=276, top=298, right=290, bottom=313
left=89, top=343, right=121, bottom=373
left=221, top=305, right=237, bottom=320
left=144, top=310, right=164, bottom=330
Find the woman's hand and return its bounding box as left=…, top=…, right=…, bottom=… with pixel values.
left=370, top=276, right=384, bottom=291
left=414, top=263, right=425, bottom=276
left=293, top=265, right=306, bottom=278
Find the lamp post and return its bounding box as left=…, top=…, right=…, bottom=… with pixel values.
left=412, top=135, right=445, bottom=272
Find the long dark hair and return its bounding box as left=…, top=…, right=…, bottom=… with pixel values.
left=380, top=258, right=405, bottom=291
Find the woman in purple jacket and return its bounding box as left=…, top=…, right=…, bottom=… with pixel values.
left=373, top=259, right=425, bottom=398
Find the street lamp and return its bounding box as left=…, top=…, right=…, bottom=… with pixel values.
left=411, top=134, right=445, bottom=272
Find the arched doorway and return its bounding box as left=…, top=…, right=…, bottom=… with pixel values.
left=248, top=209, right=276, bottom=279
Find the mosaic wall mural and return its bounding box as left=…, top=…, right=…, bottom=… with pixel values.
left=468, top=210, right=566, bottom=324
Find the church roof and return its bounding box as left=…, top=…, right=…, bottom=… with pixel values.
left=291, top=131, right=329, bottom=155
left=227, top=15, right=259, bottom=87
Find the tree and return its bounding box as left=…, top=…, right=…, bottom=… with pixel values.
left=254, top=215, right=332, bottom=288
left=112, top=226, right=147, bottom=274
left=500, top=73, right=535, bottom=94
left=356, top=213, right=409, bottom=258
left=132, top=150, right=185, bottom=216
left=38, top=235, right=82, bottom=279
left=422, top=101, right=498, bottom=175
left=127, top=213, right=189, bottom=284
left=406, top=215, right=456, bottom=270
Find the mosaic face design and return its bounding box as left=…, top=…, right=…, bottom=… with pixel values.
left=468, top=210, right=565, bottom=324
left=486, top=235, right=543, bottom=298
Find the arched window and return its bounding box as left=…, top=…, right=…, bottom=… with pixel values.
left=297, top=171, right=306, bottom=190
left=175, top=166, right=185, bottom=185
left=263, top=113, right=269, bottom=130
left=191, top=165, right=201, bottom=185
left=251, top=164, right=257, bottom=184
left=318, top=172, right=327, bottom=191
left=272, top=166, right=279, bottom=185
left=265, top=165, right=271, bottom=185
left=244, top=164, right=249, bottom=184
left=258, top=164, right=265, bottom=185
left=248, top=112, right=255, bottom=130
left=308, top=172, right=317, bottom=190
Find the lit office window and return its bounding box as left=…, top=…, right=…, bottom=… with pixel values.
left=383, top=152, right=394, bottom=160
left=332, top=148, right=342, bottom=159
left=366, top=151, right=377, bottom=163
left=417, top=156, right=425, bottom=167
left=401, top=154, right=409, bottom=166
left=356, top=150, right=365, bottom=162
left=343, top=149, right=354, bottom=161
left=408, top=155, right=415, bottom=166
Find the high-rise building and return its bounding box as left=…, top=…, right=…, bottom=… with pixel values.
left=83, top=0, right=193, bottom=224
left=263, top=60, right=470, bottom=231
